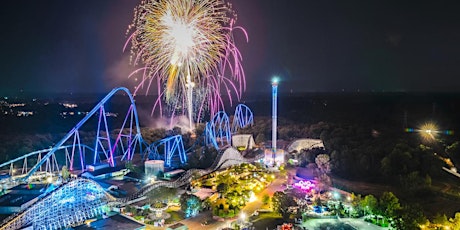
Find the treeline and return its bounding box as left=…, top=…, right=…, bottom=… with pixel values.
left=238, top=116, right=460, bottom=220
left=0, top=133, right=59, bottom=162
left=241, top=116, right=457, bottom=184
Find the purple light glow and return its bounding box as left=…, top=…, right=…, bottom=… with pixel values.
left=294, top=180, right=316, bottom=191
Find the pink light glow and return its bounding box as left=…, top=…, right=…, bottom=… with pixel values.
left=294, top=180, right=316, bottom=191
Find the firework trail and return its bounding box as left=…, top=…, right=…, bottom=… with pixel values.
left=125, top=0, right=247, bottom=124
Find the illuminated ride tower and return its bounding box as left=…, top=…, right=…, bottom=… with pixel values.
left=271, top=77, right=279, bottom=166
left=186, top=73, right=195, bottom=133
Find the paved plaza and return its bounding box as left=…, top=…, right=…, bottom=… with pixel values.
left=302, top=217, right=389, bottom=230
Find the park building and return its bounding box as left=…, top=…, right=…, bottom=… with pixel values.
left=0, top=183, right=47, bottom=214
left=81, top=166, right=129, bottom=180
left=287, top=138, right=324, bottom=153
left=144, top=160, right=165, bottom=179
left=231, top=134, right=255, bottom=151
left=74, top=214, right=145, bottom=230
left=166, top=222, right=188, bottom=230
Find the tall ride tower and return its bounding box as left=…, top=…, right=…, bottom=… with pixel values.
left=186, top=73, right=195, bottom=132
left=271, top=77, right=279, bottom=165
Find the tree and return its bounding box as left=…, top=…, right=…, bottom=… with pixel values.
left=202, top=198, right=212, bottom=210
left=446, top=141, right=460, bottom=165
left=255, top=133, right=265, bottom=144
left=379, top=192, right=401, bottom=218
left=350, top=193, right=363, bottom=216
left=125, top=161, right=140, bottom=174
left=148, top=187, right=178, bottom=203
left=425, top=174, right=432, bottom=187
left=360, top=194, right=378, bottom=215
left=449, top=212, right=460, bottom=230
left=392, top=204, right=427, bottom=230
left=432, top=213, right=449, bottom=227
left=400, top=171, right=424, bottom=190
left=191, top=171, right=202, bottom=181
left=381, top=143, right=415, bottom=178
left=314, top=196, right=322, bottom=207
left=61, top=166, right=70, bottom=181
left=217, top=183, right=229, bottom=195
left=316, top=174, right=331, bottom=192
left=334, top=202, right=345, bottom=217
left=125, top=205, right=138, bottom=215
left=262, top=194, right=270, bottom=205
left=272, top=191, right=296, bottom=219
left=180, top=194, right=202, bottom=218
left=315, top=154, right=331, bottom=174
left=141, top=127, right=166, bottom=143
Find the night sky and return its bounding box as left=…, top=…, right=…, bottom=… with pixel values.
left=1, top=0, right=459, bottom=95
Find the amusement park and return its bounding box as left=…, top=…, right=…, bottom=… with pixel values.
left=0, top=83, right=378, bottom=230
left=0, top=1, right=303, bottom=228
left=0, top=83, right=325, bottom=230
left=3, top=0, right=460, bottom=229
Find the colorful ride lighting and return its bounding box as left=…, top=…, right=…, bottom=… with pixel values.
left=294, top=180, right=316, bottom=191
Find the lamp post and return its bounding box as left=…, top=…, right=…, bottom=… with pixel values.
left=271, top=77, right=279, bottom=166
left=239, top=212, right=246, bottom=228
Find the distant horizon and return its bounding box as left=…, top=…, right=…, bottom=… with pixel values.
left=4, top=88, right=460, bottom=96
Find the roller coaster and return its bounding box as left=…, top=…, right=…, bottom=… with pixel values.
left=0, top=146, right=255, bottom=230
left=0, top=87, right=256, bottom=229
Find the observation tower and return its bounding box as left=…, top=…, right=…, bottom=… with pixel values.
left=271, top=77, right=279, bottom=165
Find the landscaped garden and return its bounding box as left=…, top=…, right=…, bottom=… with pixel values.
left=192, top=163, right=275, bottom=218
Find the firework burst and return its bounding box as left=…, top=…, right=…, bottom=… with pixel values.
left=125, top=0, right=247, bottom=124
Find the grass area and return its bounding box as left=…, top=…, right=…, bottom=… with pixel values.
left=251, top=212, right=287, bottom=230
left=250, top=212, right=281, bottom=222
left=318, top=222, right=355, bottom=229
left=164, top=210, right=185, bottom=224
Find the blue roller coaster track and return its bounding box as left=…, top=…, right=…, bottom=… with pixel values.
left=1, top=87, right=145, bottom=183
left=0, top=87, right=259, bottom=229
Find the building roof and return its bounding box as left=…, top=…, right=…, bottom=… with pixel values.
left=0, top=193, right=39, bottom=207
left=164, top=169, right=185, bottom=176
left=84, top=166, right=125, bottom=177
left=124, top=171, right=143, bottom=180
left=8, top=183, right=47, bottom=194
left=192, top=188, right=216, bottom=200
left=73, top=214, right=145, bottom=230
left=117, top=181, right=142, bottom=197
left=167, top=222, right=187, bottom=230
